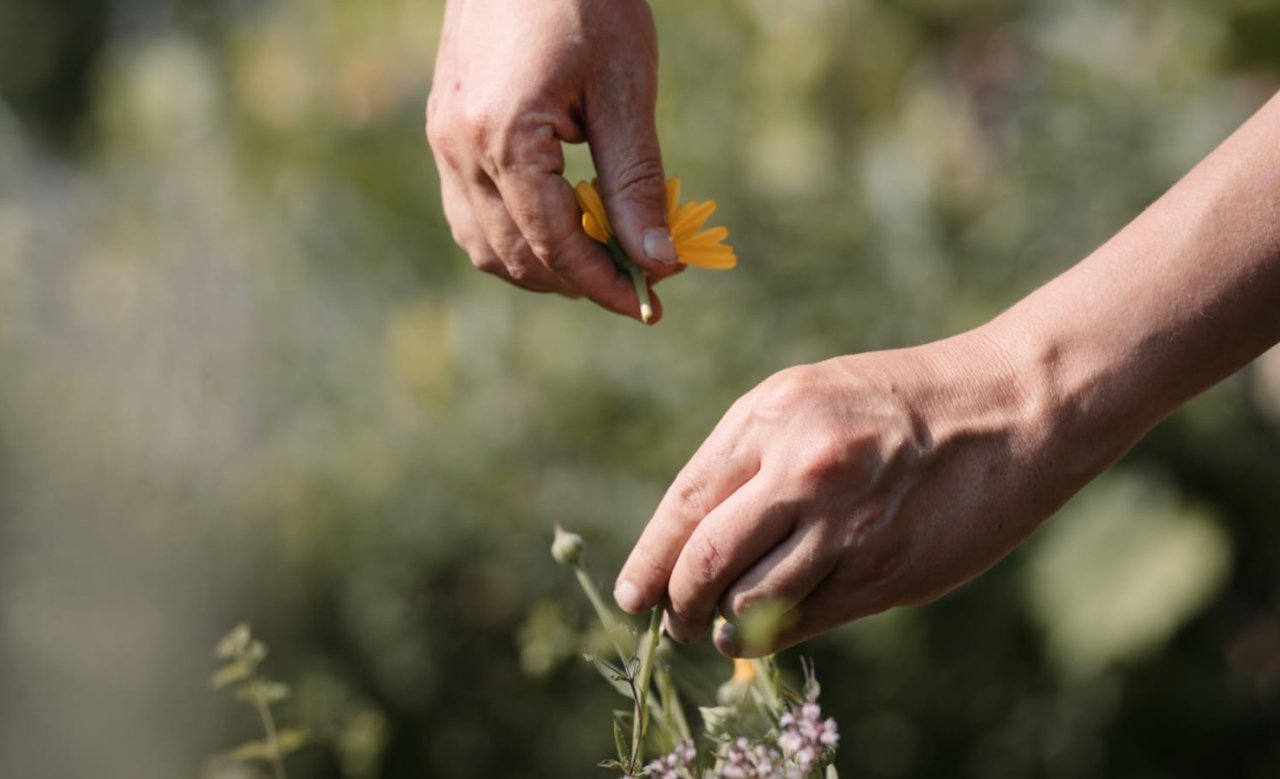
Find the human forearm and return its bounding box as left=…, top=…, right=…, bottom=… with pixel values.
left=613, top=91, right=1280, bottom=657
left=986, top=90, right=1280, bottom=477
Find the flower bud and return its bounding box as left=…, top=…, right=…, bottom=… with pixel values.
left=551, top=525, right=585, bottom=566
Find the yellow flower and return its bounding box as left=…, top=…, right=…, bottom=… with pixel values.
left=574, top=178, right=737, bottom=270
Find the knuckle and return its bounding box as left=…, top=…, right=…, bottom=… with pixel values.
left=425, top=118, right=449, bottom=153
left=459, top=101, right=498, bottom=148
left=629, top=553, right=670, bottom=591
left=448, top=224, right=472, bottom=250
left=470, top=253, right=505, bottom=276
left=686, top=532, right=728, bottom=586
left=608, top=156, right=667, bottom=205
left=537, top=238, right=577, bottom=272
left=666, top=599, right=701, bottom=630
left=505, top=261, right=539, bottom=285
left=797, top=430, right=852, bottom=483
left=425, top=104, right=461, bottom=158
left=491, top=120, right=556, bottom=173
left=722, top=589, right=752, bottom=620
left=669, top=466, right=714, bottom=521
left=753, top=366, right=816, bottom=419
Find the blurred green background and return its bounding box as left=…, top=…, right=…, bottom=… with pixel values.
left=1, top=0, right=1279, bottom=776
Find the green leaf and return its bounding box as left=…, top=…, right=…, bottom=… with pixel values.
left=613, top=719, right=629, bottom=763
left=591, top=656, right=636, bottom=700
left=698, top=705, right=737, bottom=740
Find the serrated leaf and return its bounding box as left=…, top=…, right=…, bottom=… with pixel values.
left=209, top=661, right=251, bottom=690
left=215, top=624, right=251, bottom=660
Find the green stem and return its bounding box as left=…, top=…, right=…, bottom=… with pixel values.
left=605, top=239, right=653, bottom=324
left=629, top=606, right=664, bottom=770
left=573, top=565, right=630, bottom=665
left=252, top=699, right=287, bottom=779
left=657, top=666, right=692, bottom=742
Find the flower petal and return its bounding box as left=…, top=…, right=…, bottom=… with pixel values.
left=672, top=201, right=718, bottom=242
left=665, top=177, right=682, bottom=220
left=582, top=213, right=609, bottom=244
left=574, top=179, right=612, bottom=239
left=680, top=248, right=737, bottom=270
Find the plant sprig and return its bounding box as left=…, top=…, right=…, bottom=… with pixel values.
left=210, top=624, right=307, bottom=779
left=551, top=525, right=841, bottom=778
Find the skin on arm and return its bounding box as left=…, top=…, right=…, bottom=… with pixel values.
left=426, top=0, right=681, bottom=322
left=614, top=91, right=1280, bottom=656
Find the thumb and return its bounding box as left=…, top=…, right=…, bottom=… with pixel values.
left=588, top=111, right=678, bottom=273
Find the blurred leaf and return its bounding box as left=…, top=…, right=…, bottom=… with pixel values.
left=612, top=718, right=628, bottom=763
left=225, top=729, right=306, bottom=763
left=215, top=623, right=251, bottom=660
left=234, top=680, right=290, bottom=706
left=210, top=661, right=251, bottom=690
left=698, top=705, right=738, bottom=740
left=736, top=601, right=796, bottom=656
left=243, top=640, right=268, bottom=666
left=1023, top=471, right=1232, bottom=677
left=517, top=600, right=578, bottom=677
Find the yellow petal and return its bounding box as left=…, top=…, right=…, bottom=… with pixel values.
left=672, top=201, right=718, bottom=242
left=687, top=225, right=729, bottom=245
left=665, top=177, right=682, bottom=220
left=582, top=213, right=609, bottom=244
left=680, top=249, right=737, bottom=270
left=574, top=179, right=611, bottom=239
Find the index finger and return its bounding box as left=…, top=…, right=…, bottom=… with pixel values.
left=492, top=121, right=660, bottom=322
left=614, top=414, right=761, bottom=614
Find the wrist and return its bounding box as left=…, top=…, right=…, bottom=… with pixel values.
left=970, top=308, right=1157, bottom=488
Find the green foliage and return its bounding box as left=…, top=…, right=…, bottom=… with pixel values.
left=0, top=1, right=1278, bottom=778
left=556, top=527, right=839, bottom=778
left=210, top=625, right=307, bottom=779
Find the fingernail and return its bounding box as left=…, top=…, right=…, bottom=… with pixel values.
left=714, top=621, right=740, bottom=656
left=642, top=228, right=678, bottom=265
left=614, top=580, right=643, bottom=613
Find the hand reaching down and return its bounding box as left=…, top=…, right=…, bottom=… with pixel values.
left=614, top=91, right=1280, bottom=655
left=613, top=330, right=1108, bottom=656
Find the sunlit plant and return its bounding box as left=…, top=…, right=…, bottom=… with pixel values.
left=209, top=624, right=307, bottom=779
left=552, top=526, right=840, bottom=778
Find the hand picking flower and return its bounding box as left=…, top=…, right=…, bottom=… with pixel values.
left=575, top=178, right=737, bottom=323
